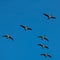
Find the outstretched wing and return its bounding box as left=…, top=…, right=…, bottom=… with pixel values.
left=51, top=16, right=56, bottom=19
left=44, top=37, right=49, bottom=41
left=9, top=36, right=14, bottom=40
left=47, top=55, right=52, bottom=58
left=2, top=35, right=7, bottom=37
left=41, top=54, right=45, bottom=55
left=20, top=25, right=26, bottom=29
left=40, top=54, right=45, bottom=56
left=37, top=44, right=43, bottom=47
left=43, top=13, right=49, bottom=17
left=38, top=36, right=43, bottom=38
left=27, top=27, right=32, bottom=30
left=45, top=45, right=49, bottom=49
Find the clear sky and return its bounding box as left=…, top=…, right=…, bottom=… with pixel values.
left=0, top=0, right=60, bottom=60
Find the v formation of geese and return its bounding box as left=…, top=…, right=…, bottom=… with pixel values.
left=1, top=12, right=56, bottom=59
left=20, top=23, right=52, bottom=58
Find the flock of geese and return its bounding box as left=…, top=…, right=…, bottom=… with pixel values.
left=2, top=13, right=56, bottom=59
left=38, top=13, right=56, bottom=58
left=38, top=35, right=51, bottom=58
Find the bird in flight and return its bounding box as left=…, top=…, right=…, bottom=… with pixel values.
left=20, top=25, right=32, bottom=31
left=38, top=35, right=48, bottom=41
left=2, top=34, right=14, bottom=40
left=37, top=44, right=49, bottom=49
left=43, top=13, right=56, bottom=19
left=40, top=54, right=52, bottom=58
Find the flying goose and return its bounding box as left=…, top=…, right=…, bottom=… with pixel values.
left=20, top=25, right=32, bottom=31
left=43, top=13, right=56, bottom=19
left=2, top=34, right=14, bottom=40
left=38, top=35, right=48, bottom=41
left=40, top=54, right=52, bottom=58
left=37, top=44, right=49, bottom=49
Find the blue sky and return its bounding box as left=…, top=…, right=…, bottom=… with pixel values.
left=0, top=0, right=60, bottom=60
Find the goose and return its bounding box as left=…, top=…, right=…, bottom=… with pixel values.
left=2, top=34, right=14, bottom=40
left=20, top=25, right=32, bottom=31
left=40, top=54, right=52, bottom=58
left=38, top=35, right=48, bottom=41
left=43, top=13, right=56, bottom=19
left=37, top=44, right=49, bottom=49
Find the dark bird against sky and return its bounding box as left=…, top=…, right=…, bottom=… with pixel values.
left=43, top=13, right=56, bottom=19
left=37, top=44, right=49, bottom=49
left=20, top=25, right=32, bottom=31
left=2, top=34, right=14, bottom=40
left=40, top=54, right=52, bottom=58
left=38, top=35, right=48, bottom=41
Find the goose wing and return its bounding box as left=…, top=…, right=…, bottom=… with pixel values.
left=9, top=36, right=14, bottom=40
left=43, top=13, right=49, bottom=17
left=38, top=36, right=43, bottom=38
left=38, top=44, right=43, bottom=47
left=44, top=37, right=49, bottom=41
left=20, top=25, right=26, bottom=29
left=27, top=27, right=32, bottom=30
left=2, top=35, right=7, bottom=37
left=45, top=45, right=49, bottom=49
left=51, top=16, right=56, bottom=19
left=48, top=55, right=52, bottom=58
left=40, top=54, right=45, bottom=56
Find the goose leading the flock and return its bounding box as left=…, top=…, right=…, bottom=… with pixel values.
left=43, top=13, right=56, bottom=19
